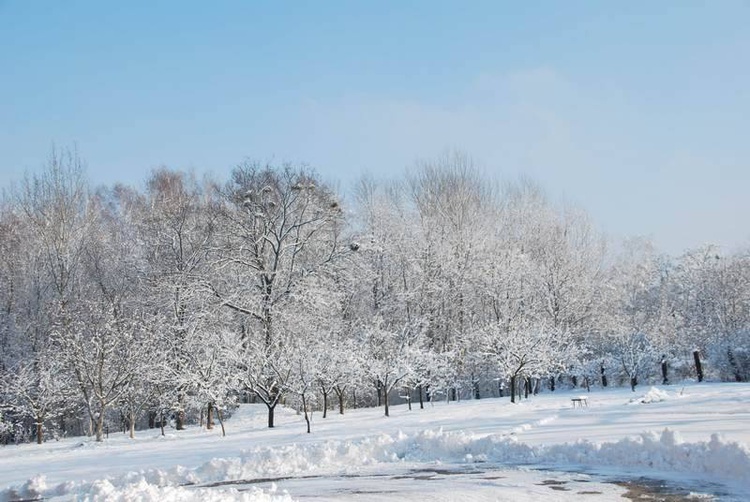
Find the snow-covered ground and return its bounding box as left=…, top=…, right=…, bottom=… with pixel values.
left=1, top=382, right=749, bottom=501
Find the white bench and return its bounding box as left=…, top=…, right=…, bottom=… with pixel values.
left=571, top=397, right=588, bottom=408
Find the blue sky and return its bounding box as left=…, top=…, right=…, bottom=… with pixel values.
left=1, top=1, right=748, bottom=254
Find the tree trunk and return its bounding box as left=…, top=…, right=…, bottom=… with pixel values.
left=510, top=375, right=516, bottom=403
left=95, top=410, right=106, bottom=442
left=176, top=392, right=186, bottom=430
left=418, top=385, right=424, bottom=409
left=302, top=394, right=311, bottom=433
left=630, top=375, right=637, bottom=392
left=207, top=402, right=214, bottom=430
left=322, top=388, right=328, bottom=419
left=36, top=418, right=43, bottom=445
left=217, top=408, right=226, bottom=437
left=549, top=376, right=556, bottom=392
left=129, top=411, right=136, bottom=439
left=693, top=350, right=704, bottom=382
left=267, top=384, right=280, bottom=428
left=267, top=403, right=276, bottom=428
left=661, top=357, right=669, bottom=385
left=176, top=410, right=185, bottom=430
left=334, top=386, right=345, bottom=415
left=160, top=412, right=165, bottom=437
left=728, top=349, right=743, bottom=382
left=59, top=415, right=67, bottom=438
left=384, top=387, right=390, bottom=417
left=600, top=364, right=608, bottom=387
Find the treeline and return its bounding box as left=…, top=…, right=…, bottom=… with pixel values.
left=0, top=150, right=748, bottom=444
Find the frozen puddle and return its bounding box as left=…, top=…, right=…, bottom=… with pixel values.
left=192, top=463, right=726, bottom=501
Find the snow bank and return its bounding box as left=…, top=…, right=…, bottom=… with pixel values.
left=4, top=428, right=748, bottom=501
left=0, top=475, right=293, bottom=502
left=381, top=428, right=750, bottom=480
left=546, top=429, right=750, bottom=479
left=69, top=479, right=292, bottom=502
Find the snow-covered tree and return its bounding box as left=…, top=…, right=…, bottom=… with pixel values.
left=212, top=163, right=349, bottom=428
left=600, top=238, right=665, bottom=390
left=171, top=319, right=237, bottom=437
left=408, top=154, right=495, bottom=379
left=672, top=246, right=750, bottom=381
left=361, top=318, right=423, bottom=417
left=0, top=151, right=94, bottom=440
left=135, top=168, right=218, bottom=429
left=480, top=319, right=572, bottom=402
left=1, top=355, right=73, bottom=444
left=55, top=184, right=152, bottom=442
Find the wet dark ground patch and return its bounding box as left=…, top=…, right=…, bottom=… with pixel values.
left=191, top=465, right=731, bottom=500
left=536, top=476, right=721, bottom=500
left=615, top=478, right=715, bottom=501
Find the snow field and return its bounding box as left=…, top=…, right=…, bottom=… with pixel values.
left=1, top=382, right=749, bottom=501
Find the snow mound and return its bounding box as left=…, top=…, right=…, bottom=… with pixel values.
left=547, top=429, right=750, bottom=479
left=74, top=480, right=292, bottom=502
left=629, top=386, right=671, bottom=404
left=1, top=475, right=49, bottom=501
left=0, top=476, right=292, bottom=502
